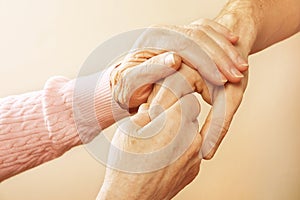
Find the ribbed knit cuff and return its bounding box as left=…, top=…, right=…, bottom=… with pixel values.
left=69, top=65, right=130, bottom=144
left=94, top=66, right=130, bottom=130
left=43, top=66, right=129, bottom=149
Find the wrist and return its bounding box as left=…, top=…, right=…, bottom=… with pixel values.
left=214, top=1, right=261, bottom=57
left=67, top=66, right=129, bottom=144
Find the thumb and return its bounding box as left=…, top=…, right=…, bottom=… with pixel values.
left=200, top=85, right=242, bottom=159
left=130, top=103, right=151, bottom=127
left=131, top=51, right=182, bottom=80
left=113, top=52, right=181, bottom=110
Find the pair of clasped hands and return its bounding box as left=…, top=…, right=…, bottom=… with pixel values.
left=98, top=19, right=249, bottom=199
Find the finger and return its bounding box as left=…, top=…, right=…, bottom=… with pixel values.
left=149, top=64, right=201, bottom=120
left=191, top=18, right=239, bottom=43
left=133, top=26, right=227, bottom=85
left=122, top=48, right=166, bottom=64
left=128, top=94, right=201, bottom=172
left=199, top=25, right=248, bottom=72
left=200, top=83, right=244, bottom=159
left=131, top=103, right=151, bottom=127
left=159, top=24, right=239, bottom=83
left=155, top=24, right=245, bottom=82
left=178, top=93, right=201, bottom=122
left=191, top=29, right=244, bottom=83
left=140, top=93, right=201, bottom=138
left=110, top=49, right=167, bottom=90
left=117, top=103, right=151, bottom=139
left=112, top=52, right=181, bottom=109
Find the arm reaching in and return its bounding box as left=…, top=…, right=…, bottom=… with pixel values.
left=214, top=0, right=300, bottom=55
left=0, top=52, right=181, bottom=182
left=199, top=0, right=300, bottom=159
left=113, top=0, right=300, bottom=159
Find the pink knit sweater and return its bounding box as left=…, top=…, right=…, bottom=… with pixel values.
left=0, top=67, right=128, bottom=182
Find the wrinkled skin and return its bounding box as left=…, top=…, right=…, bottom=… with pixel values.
left=110, top=20, right=249, bottom=159
left=110, top=19, right=248, bottom=112
left=110, top=50, right=182, bottom=111
left=110, top=48, right=245, bottom=158
left=98, top=64, right=205, bottom=200
left=100, top=19, right=249, bottom=200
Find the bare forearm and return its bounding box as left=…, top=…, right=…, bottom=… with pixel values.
left=214, top=0, right=300, bottom=55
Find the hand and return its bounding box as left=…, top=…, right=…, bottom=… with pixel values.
left=110, top=50, right=181, bottom=112
left=111, top=19, right=248, bottom=111
left=148, top=60, right=247, bottom=159
left=98, top=63, right=215, bottom=199
left=98, top=61, right=245, bottom=199
left=153, top=18, right=249, bottom=82
left=98, top=67, right=204, bottom=200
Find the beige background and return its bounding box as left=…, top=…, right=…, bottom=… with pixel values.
left=0, top=0, right=300, bottom=199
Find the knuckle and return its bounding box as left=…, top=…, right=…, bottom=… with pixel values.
left=183, top=27, right=195, bottom=37
left=211, top=50, right=228, bottom=65
left=171, top=102, right=182, bottom=116
left=199, top=24, right=211, bottom=31
left=216, top=52, right=230, bottom=63
left=217, top=35, right=235, bottom=48
left=192, top=29, right=207, bottom=41
left=196, top=18, right=210, bottom=25
left=114, top=80, right=130, bottom=107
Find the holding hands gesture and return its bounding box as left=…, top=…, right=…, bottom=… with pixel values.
left=99, top=19, right=249, bottom=199
left=110, top=19, right=247, bottom=160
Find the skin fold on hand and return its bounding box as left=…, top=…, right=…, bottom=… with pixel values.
left=110, top=49, right=182, bottom=112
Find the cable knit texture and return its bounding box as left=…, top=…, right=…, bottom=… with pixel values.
left=0, top=90, right=56, bottom=181
left=0, top=68, right=127, bottom=182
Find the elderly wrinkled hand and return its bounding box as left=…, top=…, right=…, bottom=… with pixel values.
left=110, top=49, right=181, bottom=111
left=110, top=19, right=247, bottom=112
left=110, top=19, right=249, bottom=159
left=98, top=64, right=205, bottom=200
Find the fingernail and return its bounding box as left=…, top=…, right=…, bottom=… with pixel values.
left=215, top=71, right=227, bottom=83
left=165, top=53, right=175, bottom=65
left=221, top=75, right=228, bottom=83
left=240, top=63, right=249, bottom=68
left=238, top=57, right=248, bottom=67
left=231, top=68, right=244, bottom=78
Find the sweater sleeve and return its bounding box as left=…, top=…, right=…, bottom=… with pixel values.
left=0, top=67, right=128, bottom=182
